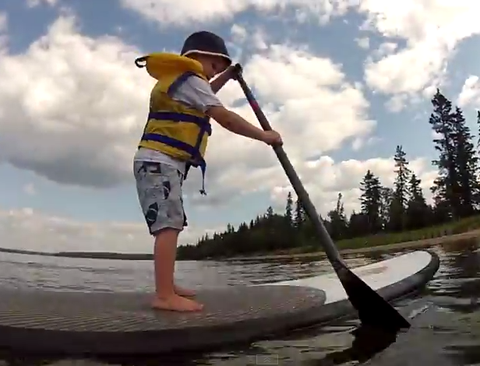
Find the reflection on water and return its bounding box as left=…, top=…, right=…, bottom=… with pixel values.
left=0, top=239, right=479, bottom=365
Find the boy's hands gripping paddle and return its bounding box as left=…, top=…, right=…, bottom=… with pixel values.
left=230, top=63, right=243, bottom=80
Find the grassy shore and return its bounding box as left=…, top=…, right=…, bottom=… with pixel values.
left=228, top=215, right=480, bottom=261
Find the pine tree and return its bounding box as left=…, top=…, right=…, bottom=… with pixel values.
left=294, top=196, right=306, bottom=228
left=389, top=145, right=411, bottom=230
left=327, top=193, right=348, bottom=239
left=380, top=187, right=394, bottom=230
left=477, top=110, right=480, bottom=150
left=266, top=206, right=274, bottom=218
left=451, top=106, right=479, bottom=216
left=393, top=145, right=411, bottom=208
left=406, top=173, right=430, bottom=229
left=285, top=191, right=293, bottom=226
left=429, top=89, right=459, bottom=219
left=360, top=170, right=383, bottom=233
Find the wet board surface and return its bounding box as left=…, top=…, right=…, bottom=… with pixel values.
left=0, top=285, right=326, bottom=355
left=0, top=250, right=440, bottom=355
left=275, top=250, right=439, bottom=303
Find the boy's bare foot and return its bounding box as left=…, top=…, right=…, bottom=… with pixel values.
left=151, top=294, right=204, bottom=312
left=174, top=284, right=196, bottom=297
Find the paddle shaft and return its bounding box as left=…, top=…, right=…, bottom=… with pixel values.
left=235, top=69, right=411, bottom=331
left=235, top=74, right=342, bottom=267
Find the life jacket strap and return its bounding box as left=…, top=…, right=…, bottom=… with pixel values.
left=147, top=112, right=212, bottom=135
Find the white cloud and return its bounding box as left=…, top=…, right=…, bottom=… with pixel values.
left=457, top=75, right=480, bottom=108
left=118, top=0, right=355, bottom=27
left=365, top=38, right=450, bottom=108
left=360, top=0, right=480, bottom=110
left=0, top=15, right=152, bottom=188
left=118, top=0, right=480, bottom=112
left=230, top=24, right=247, bottom=43
left=0, top=14, right=376, bottom=201
left=356, top=37, right=370, bottom=50
left=26, top=0, right=58, bottom=7
left=0, top=207, right=217, bottom=252
left=228, top=24, right=269, bottom=62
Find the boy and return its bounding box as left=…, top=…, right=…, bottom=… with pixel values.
left=133, top=31, right=283, bottom=312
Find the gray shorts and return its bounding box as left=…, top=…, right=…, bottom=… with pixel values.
left=133, top=161, right=187, bottom=236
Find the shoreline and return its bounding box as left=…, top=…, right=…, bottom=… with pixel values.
left=226, top=228, right=480, bottom=261
left=1, top=228, right=479, bottom=262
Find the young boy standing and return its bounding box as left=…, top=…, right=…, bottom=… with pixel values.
left=134, top=31, right=283, bottom=312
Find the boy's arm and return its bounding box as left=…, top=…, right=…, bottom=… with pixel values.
left=171, top=76, right=269, bottom=143
left=205, top=106, right=267, bottom=142
left=210, top=68, right=233, bottom=94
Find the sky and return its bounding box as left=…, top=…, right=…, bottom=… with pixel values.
left=1, top=0, right=480, bottom=253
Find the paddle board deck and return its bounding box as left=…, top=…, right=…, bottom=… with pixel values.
left=273, top=250, right=436, bottom=303
left=0, top=250, right=439, bottom=355
left=270, top=250, right=440, bottom=325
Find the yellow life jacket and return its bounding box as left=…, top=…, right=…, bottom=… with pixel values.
left=135, top=53, right=212, bottom=195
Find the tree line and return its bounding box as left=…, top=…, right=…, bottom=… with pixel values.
left=177, top=89, right=480, bottom=260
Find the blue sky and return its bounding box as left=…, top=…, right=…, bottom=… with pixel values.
left=1, top=0, right=480, bottom=252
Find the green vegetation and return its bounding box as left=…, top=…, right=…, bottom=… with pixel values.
left=177, top=89, right=480, bottom=260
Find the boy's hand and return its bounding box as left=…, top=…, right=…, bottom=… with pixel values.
left=226, top=64, right=242, bottom=80
left=261, top=130, right=283, bottom=146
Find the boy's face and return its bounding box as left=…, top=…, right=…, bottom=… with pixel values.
left=197, top=54, right=230, bottom=80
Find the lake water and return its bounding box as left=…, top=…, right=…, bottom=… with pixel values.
left=0, top=240, right=479, bottom=366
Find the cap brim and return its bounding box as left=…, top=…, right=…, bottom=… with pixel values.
left=182, top=50, right=232, bottom=65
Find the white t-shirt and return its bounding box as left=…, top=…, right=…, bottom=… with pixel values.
left=134, top=75, right=224, bottom=174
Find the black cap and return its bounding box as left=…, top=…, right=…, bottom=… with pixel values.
left=181, top=31, right=232, bottom=66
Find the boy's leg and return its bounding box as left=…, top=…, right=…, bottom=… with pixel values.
left=134, top=160, right=203, bottom=312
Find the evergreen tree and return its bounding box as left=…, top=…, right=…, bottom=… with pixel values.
left=451, top=106, right=479, bottom=216
left=327, top=193, right=348, bottom=239
left=389, top=145, right=411, bottom=230
left=285, top=191, right=293, bottom=226
left=405, top=173, right=430, bottom=229
left=266, top=206, right=274, bottom=218
left=477, top=110, right=480, bottom=150
left=360, top=170, right=383, bottom=233
left=380, top=186, right=394, bottom=229
left=429, top=89, right=459, bottom=219
left=294, top=196, right=306, bottom=228
left=348, top=211, right=370, bottom=237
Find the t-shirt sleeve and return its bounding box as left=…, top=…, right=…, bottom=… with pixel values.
left=170, top=76, right=224, bottom=113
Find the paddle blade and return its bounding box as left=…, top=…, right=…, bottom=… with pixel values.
left=336, top=264, right=411, bottom=331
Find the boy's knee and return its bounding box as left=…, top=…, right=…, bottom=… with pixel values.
left=149, top=214, right=185, bottom=236
left=146, top=195, right=186, bottom=236
left=152, top=227, right=182, bottom=238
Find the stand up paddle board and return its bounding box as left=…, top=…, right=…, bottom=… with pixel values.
left=0, top=250, right=439, bottom=355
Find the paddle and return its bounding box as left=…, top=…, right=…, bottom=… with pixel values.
left=232, top=64, right=411, bottom=332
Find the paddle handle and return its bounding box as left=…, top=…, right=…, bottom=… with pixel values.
left=235, top=68, right=343, bottom=265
